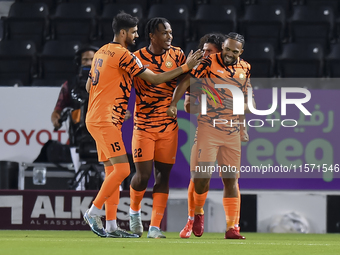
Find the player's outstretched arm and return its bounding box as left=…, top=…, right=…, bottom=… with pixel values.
left=137, top=50, right=202, bottom=85
left=184, top=93, right=200, bottom=114
left=166, top=76, right=191, bottom=117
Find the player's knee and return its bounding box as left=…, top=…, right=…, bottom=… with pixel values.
left=133, top=172, right=151, bottom=187
left=156, top=173, right=170, bottom=184
left=222, top=178, right=237, bottom=190
left=194, top=178, right=210, bottom=193
left=121, top=165, right=131, bottom=179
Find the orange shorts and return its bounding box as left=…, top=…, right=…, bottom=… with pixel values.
left=196, top=124, right=241, bottom=169
left=132, top=127, right=178, bottom=164
left=86, top=122, right=126, bottom=162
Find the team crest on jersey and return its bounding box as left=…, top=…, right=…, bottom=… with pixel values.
left=165, top=60, right=173, bottom=68
left=239, top=72, right=246, bottom=80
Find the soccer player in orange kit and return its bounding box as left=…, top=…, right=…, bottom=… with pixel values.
left=82, top=12, right=202, bottom=238
left=168, top=32, right=254, bottom=239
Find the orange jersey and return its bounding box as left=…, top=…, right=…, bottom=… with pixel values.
left=190, top=53, right=252, bottom=133
left=133, top=46, right=186, bottom=132
left=86, top=42, right=146, bottom=126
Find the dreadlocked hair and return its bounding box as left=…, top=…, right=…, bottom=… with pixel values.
left=145, top=17, right=171, bottom=42
left=226, top=32, right=245, bottom=47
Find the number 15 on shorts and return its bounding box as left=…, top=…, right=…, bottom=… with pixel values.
left=111, top=142, right=121, bottom=152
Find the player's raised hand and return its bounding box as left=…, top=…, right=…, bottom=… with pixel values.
left=166, top=105, right=177, bottom=117
left=185, top=49, right=203, bottom=70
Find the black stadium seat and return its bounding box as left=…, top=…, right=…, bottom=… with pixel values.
left=325, top=43, right=340, bottom=77
left=0, top=40, right=37, bottom=86
left=241, top=42, right=276, bottom=78
left=67, top=0, right=103, bottom=14
left=304, top=0, right=340, bottom=14
left=15, top=0, right=57, bottom=14
left=3, top=2, right=49, bottom=51
left=277, top=43, right=324, bottom=78
left=193, top=5, right=237, bottom=41
left=99, top=3, right=143, bottom=42
left=38, top=40, right=81, bottom=81
left=209, top=0, right=244, bottom=16
left=254, top=0, right=292, bottom=17
left=289, top=5, right=334, bottom=52
left=51, top=3, right=97, bottom=43
left=240, top=5, right=286, bottom=53
left=147, top=4, right=190, bottom=48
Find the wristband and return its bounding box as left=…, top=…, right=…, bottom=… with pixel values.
left=181, top=64, right=189, bottom=73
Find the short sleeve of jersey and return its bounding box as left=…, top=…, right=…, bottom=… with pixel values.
left=190, top=57, right=212, bottom=78
left=119, top=51, right=146, bottom=77
left=240, top=60, right=253, bottom=98
left=178, top=49, right=187, bottom=66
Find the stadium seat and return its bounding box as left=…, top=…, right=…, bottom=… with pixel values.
left=193, top=5, right=237, bottom=41
left=184, top=41, right=199, bottom=56
left=160, top=0, right=195, bottom=16
left=240, top=5, right=286, bottom=53
left=147, top=4, right=190, bottom=49
left=253, top=0, right=292, bottom=17
left=66, top=0, right=103, bottom=15
left=209, top=0, right=244, bottom=16
left=0, top=79, right=24, bottom=87
left=99, top=3, right=143, bottom=42
left=0, top=40, right=37, bottom=86
left=325, top=43, right=340, bottom=77
left=304, top=0, right=340, bottom=14
left=38, top=40, right=81, bottom=81
left=3, top=2, right=49, bottom=51
left=289, top=5, right=334, bottom=52
left=241, top=42, right=276, bottom=78
left=51, top=3, right=97, bottom=43
left=115, top=0, right=149, bottom=15
left=15, top=0, right=57, bottom=14
left=277, top=43, right=324, bottom=78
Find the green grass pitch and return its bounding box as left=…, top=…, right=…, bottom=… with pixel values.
left=1, top=231, right=339, bottom=255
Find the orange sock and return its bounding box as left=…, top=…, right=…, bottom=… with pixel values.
left=150, top=193, right=168, bottom=228
left=93, top=162, right=130, bottom=209
left=104, top=165, right=118, bottom=221
left=194, top=191, right=208, bottom=215
left=223, top=197, right=238, bottom=230
left=235, top=184, right=241, bottom=227
left=187, top=180, right=195, bottom=218
left=130, top=186, right=146, bottom=212
left=105, top=189, right=119, bottom=220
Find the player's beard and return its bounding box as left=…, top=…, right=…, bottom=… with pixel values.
left=222, top=52, right=237, bottom=66
left=126, top=36, right=136, bottom=47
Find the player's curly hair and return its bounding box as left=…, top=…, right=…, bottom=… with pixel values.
left=145, top=17, right=171, bottom=42
left=226, top=32, right=245, bottom=47
left=197, top=33, right=226, bottom=52
left=112, top=11, right=139, bottom=34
